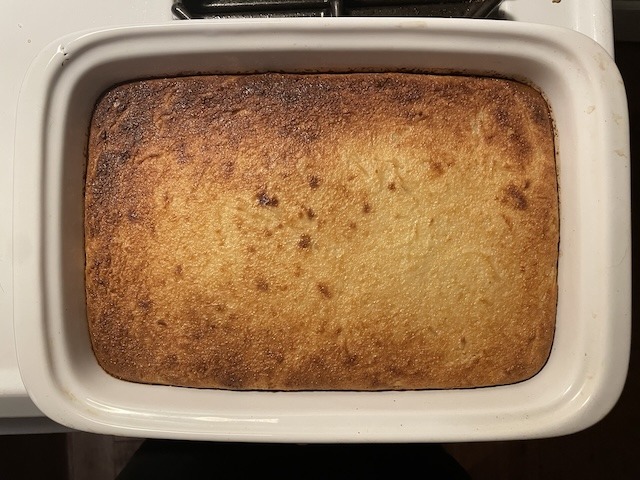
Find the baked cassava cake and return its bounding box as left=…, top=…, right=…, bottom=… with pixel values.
left=85, top=73, right=558, bottom=390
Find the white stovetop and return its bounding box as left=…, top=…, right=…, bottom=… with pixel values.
left=0, top=0, right=614, bottom=432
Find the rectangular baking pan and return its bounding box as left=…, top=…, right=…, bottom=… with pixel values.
left=13, top=18, right=630, bottom=442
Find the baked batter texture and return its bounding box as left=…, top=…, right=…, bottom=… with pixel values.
left=85, top=73, right=558, bottom=390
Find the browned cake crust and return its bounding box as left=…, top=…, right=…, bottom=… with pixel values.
left=85, top=73, right=558, bottom=390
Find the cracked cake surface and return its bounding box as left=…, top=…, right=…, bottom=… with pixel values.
left=84, top=73, right=558, bottom=390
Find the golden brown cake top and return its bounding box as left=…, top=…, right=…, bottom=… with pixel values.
left=85, top=73, right=558, bottom=390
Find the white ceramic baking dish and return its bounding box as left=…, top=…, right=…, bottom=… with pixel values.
left=13, top=18, right=630, bottom=442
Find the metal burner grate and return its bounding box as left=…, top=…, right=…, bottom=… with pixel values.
left=172, top=0, right=503, bottom=19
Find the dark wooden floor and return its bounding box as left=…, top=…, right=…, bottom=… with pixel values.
left=1, top=41, right=638, bottom=480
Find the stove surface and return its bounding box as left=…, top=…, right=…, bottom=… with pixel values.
left=0, top=0, right=614, bottom=429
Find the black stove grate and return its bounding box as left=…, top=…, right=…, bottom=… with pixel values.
left=172, top=0, right=503, bottom=19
